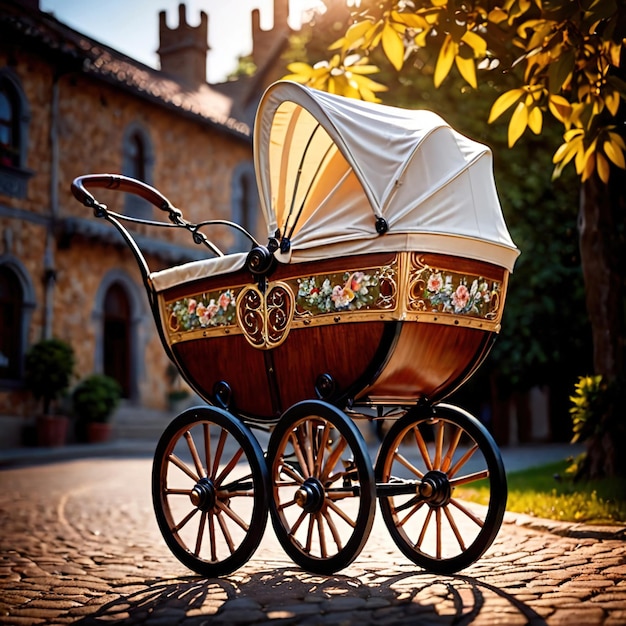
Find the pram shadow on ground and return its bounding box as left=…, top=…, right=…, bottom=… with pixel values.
left=71, top=567, right=546, bottom=625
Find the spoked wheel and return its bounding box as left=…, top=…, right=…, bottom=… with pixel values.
left=152, top=406, right=269, bottom=577
left=375, top=403, right=507, bottom=574
left=267, top=400, right=376, bottom=574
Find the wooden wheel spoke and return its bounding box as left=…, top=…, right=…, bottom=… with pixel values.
left=165, top=488, right=193, bottom=496
left=415, top=506, right=434, bottom=549
left=168, top=453, right=199, bottom=482
left=215, top=446, right=244, bottom=487
left=436, top=507, right=442, bottom=559
left=289, top=509, right=307, bottom=536
left=305, top=421, right=315, bottom=476
left=215, top=499, right=249, bottom=532
left=212, top=429, right=228, bottom=479
left=203, top=423, right=212, bottom=479
left=320, top=436, right=347, bottom=483
left=413, top=426, right=433, bottom=471
left=393, top=450, right=425, bottom=479
left=397, top=499, right=426, bottom=527
left=313, top=422, right=330, bottom=477
left=449, top=497, right=485, bottom=527
left=280, top=461, right=306, bottom=485
left=208, top=512, right=217, bottom=562
left=290, top=431, right=312, bottom=479
left=195, top=510, right=207, bottom=556
left=434, top=421, right=444, bottom=469
left=305, top=514, right=315, bottom=552
left=442, top=426, right=463, bottom=473
left=326, top=498, right=356, bottom=528
left=173, top=506, right=199, bottom=533
left=449, top=469, right=490, bottom=487
left=215, top=510, right=236, bottom=554
left=317, top=512, right=328, bottom=558
left=443, top=505, right=467, bottom=551
left=322, top=508, right=343, bottom=551
left=185, top=430, right=206, bottom=479
left=448, top=443, right=479, bottom=478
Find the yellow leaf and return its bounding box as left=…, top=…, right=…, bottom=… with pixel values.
left=488, top=8, right=508, bottom=24
left=488, top=88, right=524, bottom=123
left=508, top=101, right=528, bottom=147
left=285, top=62, right=314, bottom=77
left=528, top=106, right=543, bottom=134
left=596, top=152, right=610, bottom=183
left=390, top=10, right=430, bottom=31
left=603, top=139, right=626, bottom=169
left=342, top=20, right=375, bottom=49
left=605, top=90, right=620, bottom=117
left=434, top=34, right=457, bottom=88
left=548, top=95, right=572, bottom=124
left=582, top=151, right=596, bottom=182
left=461, top=30, right=487, bottom=57
left=382, top=22, right=405, bottom=71
left=608, top=131, right=626, bottom=151
left=455, top=55, right=477, bottom=88
left=552, top=137, right=580, bottom=167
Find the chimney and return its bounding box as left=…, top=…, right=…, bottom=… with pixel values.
left=251, top=0, right=291, bottom=70
left=158, top=4, right=209, bottom=89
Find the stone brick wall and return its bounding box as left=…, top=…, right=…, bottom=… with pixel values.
left=0, top=40, right=256, bottom=439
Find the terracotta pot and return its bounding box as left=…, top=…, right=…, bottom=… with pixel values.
left=87, top=422, right=111, bottom=444
left=37, top=414, right=69, bottom=447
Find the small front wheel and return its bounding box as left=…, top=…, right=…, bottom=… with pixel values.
left=267, top=400, right=376, bottom=575
left=375, top=403, right=506, bottom=574
left=152, top=406, right=269, bottom=577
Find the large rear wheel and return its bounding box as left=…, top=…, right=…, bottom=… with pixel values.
left=375, top=403, right=506, bottom=574
left=152, top=407, right=268, bottom=577
left=267, top=400, right=376, bottom=574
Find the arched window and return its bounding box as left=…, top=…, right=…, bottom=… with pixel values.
left=0, top=266, right=22, bottom=379
left=122, top=123, right=154, bottom=219
left=0, top=86, right=18, bottom=168
left=0, top=258, right=35, bottom=383
left=103, top=283, right=131, bottom=398
left=231, top=161, right=258, bottom=252
left=0, top=69, right=31, bottom=198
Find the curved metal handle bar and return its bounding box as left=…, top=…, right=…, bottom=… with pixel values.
left=70, top=173, right=259, bottom=256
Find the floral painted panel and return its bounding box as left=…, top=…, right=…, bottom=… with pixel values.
left=167, top=288, right=238, bottom=332
left=411, top=265, right=501, bottom=319
left=295, top=268, right=390, bottom=316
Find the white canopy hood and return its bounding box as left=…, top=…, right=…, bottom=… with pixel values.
left=253, top=81, right=519, bottom=272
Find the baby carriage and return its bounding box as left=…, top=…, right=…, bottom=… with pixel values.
left=71, top=80, right=519, bottom=577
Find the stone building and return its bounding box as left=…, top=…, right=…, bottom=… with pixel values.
left=0, top=0, right=307, bottom=446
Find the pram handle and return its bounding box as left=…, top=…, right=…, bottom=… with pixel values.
left=71, top=174, right=184, bottom=223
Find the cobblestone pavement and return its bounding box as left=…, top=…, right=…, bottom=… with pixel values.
left=0, top=457, right=624, bottom=625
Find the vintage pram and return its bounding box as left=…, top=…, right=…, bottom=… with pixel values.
left=71, top=80, right=519, bottom=577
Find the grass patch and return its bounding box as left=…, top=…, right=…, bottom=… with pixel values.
left=456, top=459, right=626, bottom=525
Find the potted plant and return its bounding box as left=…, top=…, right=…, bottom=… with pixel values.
left=72, top=374, right=121, bottom=443
left=24, top=338, right=75, bottom=447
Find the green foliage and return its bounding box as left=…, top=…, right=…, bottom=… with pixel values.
left=72, top=374, right=121, bottom=423
left=569, top=375, right=607, bottom=443
left=566, top=373, right=626, bottom=478
left=24, top=338, right=75, bottom=415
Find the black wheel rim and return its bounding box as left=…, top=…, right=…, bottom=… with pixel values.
left=375, top=403, right=507, bottom=574
left=152, top=407, right=268, bottom=577
left=267, top=400, right=376, bottom=575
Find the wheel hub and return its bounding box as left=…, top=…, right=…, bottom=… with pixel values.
left=294, top=478, right=325, bottom=513
left=419, top=470, right=451, bottom=507
left=190, top=477, right=216, bottom=511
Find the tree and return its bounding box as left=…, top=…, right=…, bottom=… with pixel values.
left=285, top=0, right=625, bottom=477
